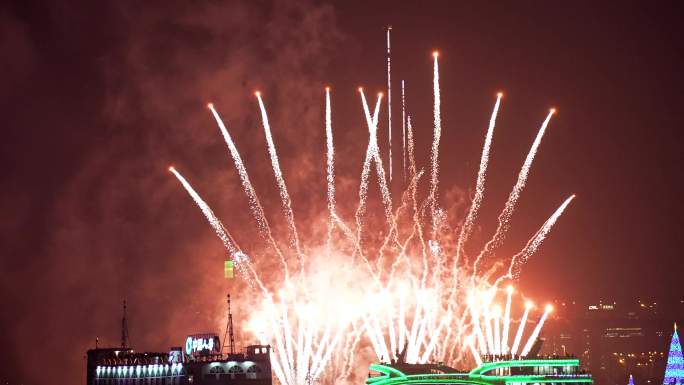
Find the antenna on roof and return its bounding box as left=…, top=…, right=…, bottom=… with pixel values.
left=120, top=299, right=129, bottom=348
left=222, top=294, right=236, bottom=355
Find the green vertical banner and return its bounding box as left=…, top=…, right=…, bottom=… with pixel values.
left=224, top=260, right=234, bottom=279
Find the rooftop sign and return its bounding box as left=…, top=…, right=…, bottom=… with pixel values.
left=185, top=334, right=220, bottom=356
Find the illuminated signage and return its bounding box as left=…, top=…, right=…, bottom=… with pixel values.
left=185, top=334, right=221, bottom=356
left=169, top=348, right=183, bottom=364
left=225, top=260, right=234, bottom=279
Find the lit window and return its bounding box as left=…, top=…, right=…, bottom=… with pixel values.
left=209, top=366, right=225, bottom=374
left=247, top=365, right=262, bottom=373
left=228, top=365, right=244, bottom=374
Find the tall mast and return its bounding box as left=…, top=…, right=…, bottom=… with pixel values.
left=222, top=294, right=236, bottom=355
left=120, top=299, right=129, bottom=348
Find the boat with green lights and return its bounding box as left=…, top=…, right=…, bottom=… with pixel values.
left=366, top=358, right=592, bottom=385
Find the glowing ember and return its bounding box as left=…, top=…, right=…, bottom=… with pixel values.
left=170, top=45, right=574, bottom=385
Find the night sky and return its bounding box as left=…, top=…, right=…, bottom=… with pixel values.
left=1, top=1, right=683, bottom=384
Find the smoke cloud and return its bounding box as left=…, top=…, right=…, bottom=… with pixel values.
left=0, top=1, right=341, bottom=383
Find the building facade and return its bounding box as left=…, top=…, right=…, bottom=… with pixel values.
left=86, top=338, right=272, bottom=385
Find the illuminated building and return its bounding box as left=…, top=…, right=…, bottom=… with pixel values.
left=86, top=339, right=272, bottom=385
left=366, top=358, right=592, bottom=385
left=86, top=296, right=272, bottom=384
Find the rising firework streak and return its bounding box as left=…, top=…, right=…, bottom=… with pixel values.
left=387, top=26, right=393, bottom=183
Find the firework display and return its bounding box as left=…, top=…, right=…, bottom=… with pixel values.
left=170, top=41, right=574, bottom=385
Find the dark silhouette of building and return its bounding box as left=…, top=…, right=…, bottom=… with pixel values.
left=540, top=298, right=684, bottom=385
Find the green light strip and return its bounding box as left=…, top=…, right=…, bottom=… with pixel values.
left=369, top=375, right=591, bottom=385
left=367, top=360, right=592, bottom=385
left=469, top=359, right=580, bottom=375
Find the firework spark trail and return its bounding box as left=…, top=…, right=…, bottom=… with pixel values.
left=385, top=172, right=423, bottom=283
left=208, top=104, right=290, bottom=279
left=404, top=114, right=428, bottom=266
left=468, top=300, right=487, bottom=354
left=354, top=90, right=382, bottom=235
left=363, top=305, right=383, bottom=361
left=508, top=194, right=576, bottom=279
left=169, top=166, right=263, bottom=289
left=429, top=239, right=443, bottom=285
left=265, top=298, right=295, bottom=385
left=296, top=306, right=317, bottom=385
left=401, top=80, right=407, bottom=182
left=260, top=293, right=356, bottom=385
left=324, top=87, right=336, bottom=253
left=407, top=291, right=434, bottom=363
left=520, top=305, right=553, bottom=356
left=473, top=109, right=556, bottom=274
left=429, top=52, right=442, bottom=237
left=463, top=289, right=558, bottom=363
left=445, top=308, right=474, bottom=364
left=270, top=352, right=289, bottom=385
left=372, top=297, right=392, bottom=362
left=303, top=315, right=316, bottom=384
left=493, top=306, right=501, bottom=355
left=312, top=326, right=345, bottom=381
left=420, top=314, right=450, bottom=363
left=362, top=311, right=387, bottom=363
left=295, top=308, right=306, bottom=385
left=337, top=323, right=364, bottom=381
left=386, top=290, right=398, bottom=362
left=467, top=336, right=483, bottom=366
left=456, top=93, right=503, bottom=260
left=407, top=115, right=417, bottom=178
left=281, top=296, right=296, bottom=384
left=359, top=90, right=397, bottom=231
left=415, top=296, right=433, bottom=362
left=483, top=306, right=495, bottom=354
left=398, top=284, right=407, bottom=354
left=401, top=79, right=406, bottom=182
left=404, top=114, right=430, bottom=278
left=387, top=26, right=393, bottom=183
left=501, top=286, right=513, bottom=354
left=358, top=90, right=400, bottom=273
left=310, top=318, right=333, bottom=378
left=510, top=301, right=533, bottom=356
left=169, top=167, right=239, bottom=255
left=405, top=292, right=423, bottom=362
left=256, top=93, right=305, bottom=269
left=353, top=91, right=383, bottom=280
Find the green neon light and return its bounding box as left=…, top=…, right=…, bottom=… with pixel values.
left=367, top=360, right=592, bottom=385
left=369, top=364, right=409, bottom=378
left=368, top=375, right=591, bottom=385
left=469, top=359, right=581, bottom=375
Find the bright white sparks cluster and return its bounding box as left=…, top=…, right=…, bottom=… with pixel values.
left=465, top=286, right=554, bottom=367
left=169, top=47, right=574, bottom=385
